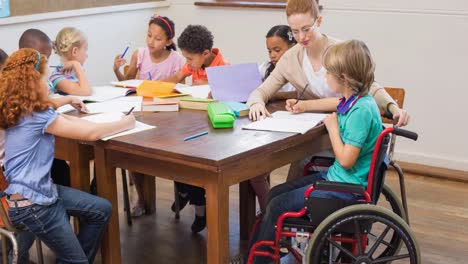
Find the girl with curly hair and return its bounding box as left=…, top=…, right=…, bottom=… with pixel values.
left=0, top=48, right=135, bottom=263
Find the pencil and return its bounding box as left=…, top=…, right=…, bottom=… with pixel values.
left=184, top=131, right=208, bottom=141
left=120, top=46, right=129, bottom=58
left=148, top=72, right=152, bottom=80
left=294, top=84, right=309, bottom=105
left=126, top=106, right=135, bottom=115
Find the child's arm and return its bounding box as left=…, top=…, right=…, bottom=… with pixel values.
left=46, top=114, right=135, bottom=141
left=55, top=61, right=92, bottom=96
left=323, top=113, right=360, bottom=169
left=114, top=51, right=138, bottom=81
left=163, top=71, right=187, bottom=84
left=285, top=97, right=339, bottom=113
left=51, top=96, right=88, bottom=112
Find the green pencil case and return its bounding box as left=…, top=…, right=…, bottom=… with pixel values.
left=207, top=102, right=236, bottom=128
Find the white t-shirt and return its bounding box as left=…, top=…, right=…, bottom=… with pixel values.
left=0, top=129, right=5, bottom=167
left=302, top=50, right=340, bottom=99
left=259, top=62, right=295, bottom=92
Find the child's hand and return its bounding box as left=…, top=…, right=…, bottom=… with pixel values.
left=323, top=112, right=338, bottom=132
left=249, top=103, right=271, bottom=121
left=69, top=97, right=88, bottom=113
left=122, top=114, right=136, bottom=128
left=61, top=61, right=80, bottom=74
left=192, top=79, right=208, bottom=86
left=285, top=99, right=307, bottom=113
left=114, top=55, right=127, bottom=72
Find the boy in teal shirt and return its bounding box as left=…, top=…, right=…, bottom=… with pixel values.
left=244, top=39, right=382, bottom=264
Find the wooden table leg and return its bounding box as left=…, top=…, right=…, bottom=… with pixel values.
left=68, top=141, right=92, bottom=192
left=143, top=175, right=156, bottom=214
left=205, top=180, right=229, bottom=264
left=239, top=181, right=256, bottom=241
left=94, top=145, right=121, bottom=264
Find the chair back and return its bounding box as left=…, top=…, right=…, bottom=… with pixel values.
left=0, top=169, right=13, bottom=230
left=124, top=65, right=130, bottom=75
left=382, top=87, right=405, bottom=124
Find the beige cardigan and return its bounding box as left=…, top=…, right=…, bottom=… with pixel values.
left=247, top=35, right=397, bottom=112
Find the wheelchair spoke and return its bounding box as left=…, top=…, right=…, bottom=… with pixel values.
left=373, top=253, right=411, bottom=263
left=326, top=237, right=357, bottom=261
left=367, top=226, right=391, bottom=257
left=367, top=232, right=394, bottom=248
left=353, top=219, right=363, bottom=255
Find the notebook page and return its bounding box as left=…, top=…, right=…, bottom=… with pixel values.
left=174, top=83, right=211, bottom=99
left=243, top=111, right=326, bottom=134
left=81, top=112, right=155, bottom=141
left=85, top=96, right=142, bottom=113
left=74, top=86, right=133, bottom=102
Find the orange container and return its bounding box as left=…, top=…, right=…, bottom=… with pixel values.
left=136, top=80, right=176, bottom=97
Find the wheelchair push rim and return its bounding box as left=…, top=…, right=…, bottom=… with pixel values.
left=305, top=204, right=420, bottom=264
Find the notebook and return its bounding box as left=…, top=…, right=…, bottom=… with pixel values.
left=75, top=86, right=135, bottom=102
left=110, top=79, right=143, bottom=89
left=174, top=83, right=211, bottom=99
left=206, top=63, right=262, bottom=102
left=242, top=111, right=326, bottom=134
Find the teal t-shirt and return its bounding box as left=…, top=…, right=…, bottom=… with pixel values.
left=327, top=95, right=382, bottom=186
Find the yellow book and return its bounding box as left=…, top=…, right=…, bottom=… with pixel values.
left=179, top=97, right=218, bottom=111
left=136, top=80, right=176, bottom=97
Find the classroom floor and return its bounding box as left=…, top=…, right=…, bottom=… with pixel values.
left=31, top=165, right=468, bottom=264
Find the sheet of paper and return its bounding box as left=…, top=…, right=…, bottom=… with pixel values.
left=110, top=79, right=143, bottom=88
left=242, top=111, right=326, bottom=134
left=74, top=86, right=133, bottom=102
left=85, top=96, right=142, bottom=113
left=174, top=83, right=211, bottom=99
left=56, top=104, right=75, bottom=114
left=81, top=112, right=156, bottom=141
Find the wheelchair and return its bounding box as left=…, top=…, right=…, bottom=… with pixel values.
left=247, top=127, right=419, bottom=264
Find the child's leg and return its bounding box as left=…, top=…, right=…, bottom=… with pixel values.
left=57, top=185, right=112, bottom=263
left=129, top=171, right=145, bottom=216
left=8, top=199, right=88, bottom=263
left=249, top=174, right=270, bottom=214
left=185, top=185, right=206, bottom=233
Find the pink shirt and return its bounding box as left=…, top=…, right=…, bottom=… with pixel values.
left=137, top=48, right=185, bottom=80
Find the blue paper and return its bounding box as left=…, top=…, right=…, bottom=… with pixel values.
left=206, top=63, right=262, bottom=102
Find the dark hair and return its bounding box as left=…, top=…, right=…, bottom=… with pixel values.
left=149, top=16, right=177, bottom=51
left=18, top=29, right=52, bottom=49
left=0, top=49, right=7, bottom=67
left=177, top=25, right=214, bottom=54
left=264, top=25, right=297, bottom=80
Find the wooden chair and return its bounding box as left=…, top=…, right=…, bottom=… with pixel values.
left=0, top=169, right=44, bottom=264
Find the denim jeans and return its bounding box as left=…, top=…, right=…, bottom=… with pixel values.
left=8, top=185, right=112, bottom=264
left=249, top=171, right=359, bottom=264
left=0, top=230, right=35, bottom=264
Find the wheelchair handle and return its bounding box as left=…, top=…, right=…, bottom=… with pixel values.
left=383, top=110, right=393, bottom=120
left=393, top=127, right=418, bottom=141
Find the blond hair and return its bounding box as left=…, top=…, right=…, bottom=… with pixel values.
left=286, top=0, right=320, bottom=18
left=323, top=40, right=375, bottom=96
left=54, top=27, right=87, bottom=56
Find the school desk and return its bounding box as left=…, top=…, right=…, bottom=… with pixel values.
left=55, top=101, right=330, bottom=264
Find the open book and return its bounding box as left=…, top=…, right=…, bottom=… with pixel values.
left=110, top=79, right=143, bottom=89
left=243, top=111, right=326, bottom=134
left=74, top=86, right=135, bottom=102
left=81, top=112, right=155, bottom=141
left=174, top=83, right=211, bottom=99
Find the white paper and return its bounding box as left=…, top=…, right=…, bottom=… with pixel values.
left=74, top=86, right=134, bottom=102
left=81, top=112, right=156, bottom=141
left=243, top=111, right=326, bottom=134
left=110, top=79, right=143, bottom=88
left=85, top=96, right=142, bottom=114
left=56, top=104, right=75, bottom=114
left=174, top=83, right=211, bottom=99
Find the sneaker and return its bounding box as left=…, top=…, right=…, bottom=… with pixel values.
left=171, top=193, right=189, bottom=213
left=191, top=214, right=206, bottom=233
left=230, top=254, right=245, bottom=264
left=130, top=205, right=146, bottom=217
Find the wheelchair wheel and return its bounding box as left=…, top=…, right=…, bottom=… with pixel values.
left=305, top=204, right=420, bottom=264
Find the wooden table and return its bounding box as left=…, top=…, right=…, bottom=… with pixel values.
left=90, top=105, right=330, bottom=264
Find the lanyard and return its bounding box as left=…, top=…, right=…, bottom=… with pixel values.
left=337, top=95, right=361, bottom=114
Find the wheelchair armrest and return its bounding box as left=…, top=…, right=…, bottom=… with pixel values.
left=309, top=156, right=335, bottom=167
left=313, top=180, right=366, bottom=194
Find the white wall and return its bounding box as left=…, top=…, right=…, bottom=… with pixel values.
left=0, top=0, right=466, bottom=171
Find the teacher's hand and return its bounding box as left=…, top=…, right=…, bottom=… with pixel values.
left=249, top=103, right=271, bottom=121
